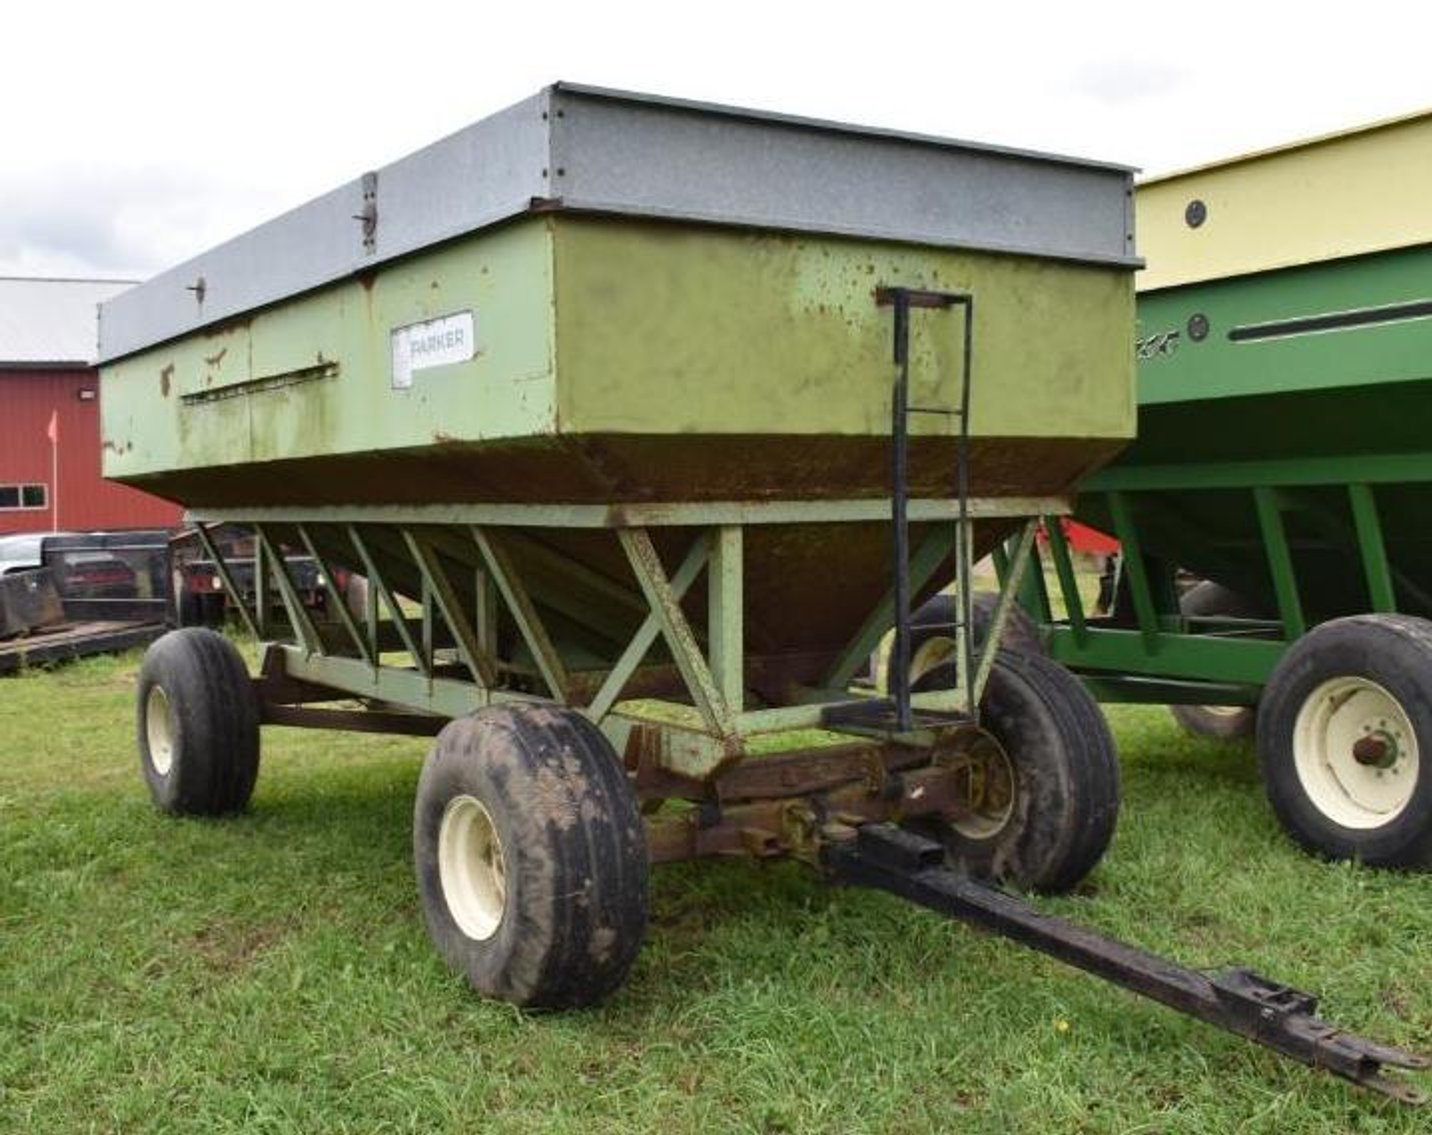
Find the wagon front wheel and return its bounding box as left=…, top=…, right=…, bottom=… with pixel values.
left=413, top=704, right=649, bottom=1008
left=914, top=650, right=1121, bottom=893
left=1259, top=614, right=1432, bottom=867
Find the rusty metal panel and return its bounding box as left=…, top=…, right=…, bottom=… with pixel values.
left=0, top=568, right=63, bottom=636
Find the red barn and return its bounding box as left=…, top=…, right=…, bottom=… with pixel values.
left=0, top=277, right=181, bottom=536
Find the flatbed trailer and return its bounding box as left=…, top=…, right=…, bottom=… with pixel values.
left=98, top=85, right=1427, bottom=1101
left=0, top=619, right=166, bottom=674
left=0, top=530, right=172, bottom=672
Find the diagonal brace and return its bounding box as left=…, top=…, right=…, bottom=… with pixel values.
left=192, top=523, right=260, bottom=640
left=295, top=524, right=371, bottom=665
left=619, top=528, right=734, bottom=737
left=346, top=525, right=428, bottom=677
left=253, top=525, right=322, bottom=655
left=586, top=533, right=712, bottom=723
left=403, top=531, right=498, bottom=688
left=472, top=527, right=570, bottom=702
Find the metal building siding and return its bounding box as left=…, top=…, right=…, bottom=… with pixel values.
left=0, top=369, right=180, bottom=535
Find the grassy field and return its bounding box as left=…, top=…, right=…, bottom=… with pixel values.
left=3, top=648, right=1432, bottom=1133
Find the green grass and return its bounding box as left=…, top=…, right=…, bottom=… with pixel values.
left=3, top=651, right=1432, bottom=1133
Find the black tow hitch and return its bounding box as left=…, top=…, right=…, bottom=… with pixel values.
left=825, top=823, right=1430, bottom=1104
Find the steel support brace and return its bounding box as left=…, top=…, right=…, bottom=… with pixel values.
left=1348, top=483, right=1396, bottom=613
left=1048, top=627, right=1285, bottom=685
left=253, top=525, right=321, bottom=654
left=619, top=528, right=735, bottom=737
left=709, top=526, right=744, bottom=715
left=971, top=520, right=1037, bottom=707
left=192, top=497, right=1071, bottom=530
left=403, top=531, right=497, bottom=688
left=270, top=644, right=538, bottom=720
left=1106, top=494, right=1161, bottom=651
left=472, top=527, right=570, bottom=701
left=193, top=523, right=260, bottom=640
left=586, top=534, right=711, bottom=723
left=296, top=524, right=371, bottom=664
left=346, top=525, right=428, bottom=676
left=1253, top=487, right=1307, bottom=639
left=1043, top=518, right=1086, bottom=645
left=253, top=532, right=271, bottom=640
left=828, top=824, right=1429, bottom=1104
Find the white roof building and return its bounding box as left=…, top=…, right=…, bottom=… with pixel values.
left=0, top=277, right=137, bottom=368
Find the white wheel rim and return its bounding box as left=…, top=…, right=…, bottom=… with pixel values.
left=438, top=795, right=507, bottom=941
left=146, top=685, right=175, bottom=777
left=1292, top=676, right=1419, bottom=829
left=908, top=635, right=956, bottom=689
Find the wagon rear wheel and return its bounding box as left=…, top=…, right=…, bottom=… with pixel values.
left=1169, top=582, right=1261, bottom=740
left=413, top=704, right=649, bottom=1008
left=1258, top=614, right=1432, bottom=867
left=913, top=651, right=1121, bottom=893
left=136, top=627, right=260, bottom=815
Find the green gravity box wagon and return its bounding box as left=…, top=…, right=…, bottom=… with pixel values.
left=1024, top=111, right=1432, bottom=871
left=96, top=86, right=1426, bottom=1099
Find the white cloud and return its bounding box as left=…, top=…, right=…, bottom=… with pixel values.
left=2, top=0, right=1430, bottom=276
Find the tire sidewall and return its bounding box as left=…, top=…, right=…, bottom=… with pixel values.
left=970, top=655, right=1085, bottom=888
left=1259, top=616, right=1432, bottom=865
left=135, top=628, right=259, bottom=816
left=412, top=705, right=649, bottom=1008
left=915, top=650, right=1120, bottom=892
left=137, top=657, right=185, bottom=812
left=414, top=722, right=538, bottom=1002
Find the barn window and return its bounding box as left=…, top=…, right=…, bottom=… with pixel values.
left=0, top=483, right=47, bottom=510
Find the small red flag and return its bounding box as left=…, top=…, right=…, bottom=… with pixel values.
left=46, top=409, right=57, bottom=443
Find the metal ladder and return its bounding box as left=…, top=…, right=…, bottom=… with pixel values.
left=877, top=286, right=976, bottom=732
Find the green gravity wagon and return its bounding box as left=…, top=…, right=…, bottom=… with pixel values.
left=1021, top=111, right=1432, bottom=871
left=98, top=85, right=1427, bottom=1099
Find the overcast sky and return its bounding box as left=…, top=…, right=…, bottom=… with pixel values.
left=3, top=0, right=1429, bottom=280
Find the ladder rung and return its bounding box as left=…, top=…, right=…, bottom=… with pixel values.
left=907, top=406, right=962, bottom=416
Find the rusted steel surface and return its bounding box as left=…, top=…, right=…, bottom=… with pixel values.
left=0, top=619, right=166, bottom=674
left=121, top=435, right=1120, bottom=510
left=259, top=703, right=446, bottom=736
left=643, top=761, right=972, bottom=864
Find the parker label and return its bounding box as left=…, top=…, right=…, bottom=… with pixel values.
left=391, top=310, right=477, bottom=389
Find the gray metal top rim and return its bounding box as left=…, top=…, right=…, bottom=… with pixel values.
left=98, top=82, right=1138, bottom=363
left=552, top=82, right=1140, bottom=175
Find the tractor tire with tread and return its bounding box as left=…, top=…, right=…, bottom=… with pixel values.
left=137, top=627, right=260, bottom=815
left=413, top=703, right=649, bottom=1008
left=1258, top=614, right=1432, bottom=867
left=913, top=649, right=1120, bottom=893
